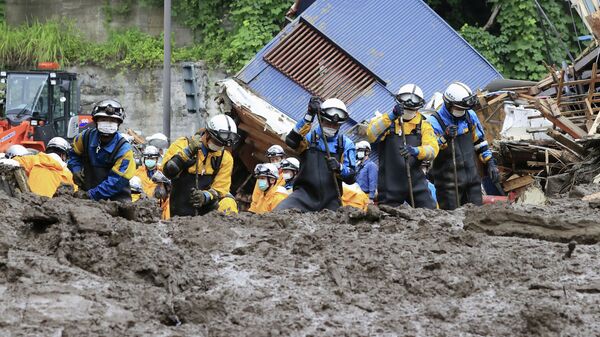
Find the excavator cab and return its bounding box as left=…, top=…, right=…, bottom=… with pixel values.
left=0, top=65, right=91, bottom=152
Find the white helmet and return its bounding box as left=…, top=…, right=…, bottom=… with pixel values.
left=6, top=145, right=30, bottom=158
left=355, top=141, right=371, bottom=151
left=266, top=145, right=285, bottom=158
left=396, top=84, right=425, bottom=109
left=143, top=145, right=160, bottom=157
left=254, top=163, right=279, bottom=180
left=443, top=82, right=477, bottom=110
left=129, top=176, right=143, bottom=193
left=0, top=158, right=21, bottom=167
left=280, top=157, right=300, bottom=172
left=47, top=137, right=70, bottom=153
left=146, top=133, right=169, bottom=149
left=207, top=114, right=240, bottom=147
left=320, top=98, right=349, bottom=124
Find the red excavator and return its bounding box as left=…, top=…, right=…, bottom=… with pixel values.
left=0, top=62, right=92, bottom=152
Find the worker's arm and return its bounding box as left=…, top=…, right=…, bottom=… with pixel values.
left=162, top=138, right=196, bottom=179
left=285, top=118, right=312, bottom=152
left=13, top=155, right=35, bottom=175
left=415, top=120, right=440, bottom=161
left=88, top=147, right=136, bottom=200
left=269, top=187, right=289, bottom=211
left=210, top=151, right=233, bottom=197
left=469, top=110, right=493, bottom=163
left=340, top=136, right=356, bottom=184
left=426, top=114, right=449, bottom=150
left=67, top=130, right=86, bottom=173
left=367, top=162, right=377, bottom=199
left=366, top=112, right=394, bottom=143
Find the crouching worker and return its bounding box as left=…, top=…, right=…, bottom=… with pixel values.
left=367, top=84, right=439, bottom=209
left=162, top=114, right=240, bottom=216
left=68, top=99, right=136, bottom=202
left=249, top=163, right=289, bottom=214
left=276, top=97, right=356, bottom=212
left=14, top=137, right=77, bottom=198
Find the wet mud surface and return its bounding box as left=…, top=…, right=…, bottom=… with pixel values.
left=1, top=191, right=599, bottom=336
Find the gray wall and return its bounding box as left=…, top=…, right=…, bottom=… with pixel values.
left=6, top=0, right=193, bottom=46
left=68, top=62, right=227, bottom=140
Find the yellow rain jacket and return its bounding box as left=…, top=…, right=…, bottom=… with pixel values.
left=134, top=166, right=158, bottom=197
left=249, top=184, right=289, bottom=214
left=218, top=194, right=239, bottom=215
left=342, top=183, right=370, bottom=211
left=15, top=152, right=78, bottom=198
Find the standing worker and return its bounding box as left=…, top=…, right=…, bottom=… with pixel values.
left=366, top=84, right=439, bottom=209
left=276, top=97, right=356, bottom=212
left=427, top=82, right=500, bottom=210
left=162, top=114, right=240, bottom=216
left=248, top=163, right=289, bottom=214
left=68, top=99, right=136, bottom=202
left=14, top=137, right=77, bottom=198
left=354, top=141, right=377, bottom=202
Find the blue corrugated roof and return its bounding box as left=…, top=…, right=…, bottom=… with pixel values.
left=236, top=0, right=502, bottom=125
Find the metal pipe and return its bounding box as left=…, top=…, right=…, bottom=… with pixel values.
left=162, top=0, right=172, bottom=140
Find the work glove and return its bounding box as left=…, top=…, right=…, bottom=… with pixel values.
left=187, top=133, right=203, bottom=156
left=445, top=125, right=459, bottom=139
left=190, top=188, right=218, bottom=208
left=305, top=96, right=322, bottom=123
left=73, top=171, right=85, bottom=188
left=486, top=159, right=500, bottom=183
left=399, top=145, right=419, bottom=158
left=392, top=103, right=404, bottom=118
left=326, top=157, right=341, bottom=173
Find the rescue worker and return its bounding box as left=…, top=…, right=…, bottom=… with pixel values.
left=68, top=99, right=136, bottom=202
left=354, top=141, right=377, bottom=202
left=151, top=170, right=171, bottom=220
left=276, top=97, right=356, bottom=212
left=162, top=114, right=240, bottom=217
left=280, top=157, right=300, bottom=190
left=427, top=82, right=500, bottom=210
left=248, top=163, right=289, bottom=214
left=266, top=145, right=286, bottom=166
left=134, top=145, right=161, bottom=197
left=366, top=84, right=439, bottom=209
left=130, top=176, right=144, bottom=202
left=14, top=137, right=77, bottom=198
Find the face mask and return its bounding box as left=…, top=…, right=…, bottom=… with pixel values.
left=207, top=141, right=224, bottom=152
left=322, top=126, right=338, bottom=138
left=357, top=151, right=365, bottom=160
left=451, top=108, right=466, bottom=118
left=283, top=172, right=294, bottom=181
left=145, top=159, right=157, bottom=169
left=97, top=121, right=119, bottom=135
left=257, top=179, right=269, bottom=191
left=403, top=109, right=417, bottom=121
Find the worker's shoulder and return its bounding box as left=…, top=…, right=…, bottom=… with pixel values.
left=276, top=186, right=290, bottom=195
left=339, top=134, right=356, bottom=148
left=219, top=149, right=234, bottom=162
left=467, top=109, right=481, bottom=122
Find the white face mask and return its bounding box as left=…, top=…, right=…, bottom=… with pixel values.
left=403, top=109, right=417, bottom=121
left=322, top=126, right=338, bottom=138
left=282, top=172, right=294, bottom=181
left=207, top=141, right=224, bottom=152
left=451, top=108, right=466, bottom=118
left=97, top=121, right=119, bottom=135
left=356, top=151, right=365, bottom=160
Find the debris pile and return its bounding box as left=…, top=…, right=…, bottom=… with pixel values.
left=478, top=50, right=600, bottom=199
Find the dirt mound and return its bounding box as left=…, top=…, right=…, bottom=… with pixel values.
left=1, top=194, right=599, bottom=336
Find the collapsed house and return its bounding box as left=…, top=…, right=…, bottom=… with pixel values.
left=217, top=0, right=502, bottom=202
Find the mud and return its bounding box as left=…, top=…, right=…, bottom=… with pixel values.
left=1, top=192, right=599, bottom=336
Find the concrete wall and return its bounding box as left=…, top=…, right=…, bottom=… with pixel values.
left=67, top=62, right=227, bottom=140
left=6, top=0, right=193, bottom=46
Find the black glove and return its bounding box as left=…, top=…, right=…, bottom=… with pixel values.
left=73, top=171, right=85, bottom=188
left=445, top=125, right=459, bottom=139
left=326, top=157, right=341, bottom=173
left=392, top=103, right=404, bottom=118
left=399, top=146, right=418, bottom=158
left=190, top=188, right=218, bottom=208
left=305, top=96, right=322, bottom=122
left=486, top=159, right=500, bottom=183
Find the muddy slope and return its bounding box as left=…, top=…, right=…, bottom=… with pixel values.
left=1, top=192, right=599, bottom=336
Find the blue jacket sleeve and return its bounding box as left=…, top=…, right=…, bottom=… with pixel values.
left=367, top=162, right=377, bottom=199
left=340, top=137, right=356, bottom=180
left=469, top=110, right=493, bottom=163
left=88, top=172, right=130, bottom=200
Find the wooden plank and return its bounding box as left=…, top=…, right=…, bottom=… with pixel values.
left=588, top=111, right=600, bottom=136
left=556, top=70, right=565, bottom=105
left=546, top=130, right=587, bottom=156
left=536, top=99, right=588, bottom=139
left=503, top=175, right=535, bottom=192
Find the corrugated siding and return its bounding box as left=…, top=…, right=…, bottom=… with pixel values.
left=236, top=0, right=502, bottom=126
